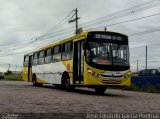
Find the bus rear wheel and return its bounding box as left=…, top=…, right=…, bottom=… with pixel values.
left=94, top=86, right=107, bottom=94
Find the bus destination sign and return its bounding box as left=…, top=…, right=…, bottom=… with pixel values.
left=87, top=32, right=128, bottom=44
left=94, top=34, right=122, bottom=41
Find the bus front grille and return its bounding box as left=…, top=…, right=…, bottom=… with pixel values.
left=101, top=75, right=123, bottom=78
left=102, top=80, right=121, bottom=84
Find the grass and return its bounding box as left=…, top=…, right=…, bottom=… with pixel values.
left=4, top=74, right=23, bottom=81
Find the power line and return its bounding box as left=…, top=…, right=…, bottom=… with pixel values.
left=1, top=26, right=160, bottom=56
left=0, top=33, right=74, bottom=57
left=1, top=24, right=160, bottom=55
left=138, top=60, right=160, bottom=62
left=129, top=27, right=160, bottom=37
left=30, top=11, right=160, bottom=43
left=1, top=1, right=160, bottom=51
left=1, top=1, right=160, bottom=54
left=80, top=0, right=160, bottom=29
left=130, top=42, right=160, bottom=49
left=0, top=28, right=74, bottom=51
left=36, top=27, right=74, bottom=41
left=0, top=38, right=36, bottom=49
left=0, top=12, right=72, bottom=50
left=95, top=12, right=160, bottom=29
left=37, top=10, right=75, bottom=38
left=29, top=26, right=160, bottom=52
left=0, top=63, right=22, bottom=67
left=42, top=14, right=71, bottom=35
left=37, top=0, right=160, bottom=41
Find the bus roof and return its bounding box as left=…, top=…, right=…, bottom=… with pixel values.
left=24, top=30, right=127, bottom=56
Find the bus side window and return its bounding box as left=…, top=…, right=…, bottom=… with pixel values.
left=45, top=48, right=52, bottom=64
left=62, top=42, right=72, bottom=61
left=53, top=45, right=61, bottom=62
left=23, top=55, right=29, bottom=67
left=33, top=52, right=39, bottom=66
left=38, top=50, right=45, bottom=65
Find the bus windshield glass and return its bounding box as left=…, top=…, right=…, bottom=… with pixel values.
left=86, top=42, right=129, bottom=66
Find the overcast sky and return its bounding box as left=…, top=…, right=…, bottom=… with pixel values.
left=0, top=0, right=160, bottom=72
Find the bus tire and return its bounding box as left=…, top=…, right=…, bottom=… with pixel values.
left=94, top=86, right=107, bottom=94
left=62, top=72, right=73, bottom=90
left=32, top=74, right=42, bottom=87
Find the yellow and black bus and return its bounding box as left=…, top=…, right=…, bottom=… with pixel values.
left=23, top=31, right=131, bottom=93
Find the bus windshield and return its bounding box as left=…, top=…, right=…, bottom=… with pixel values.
left=86, top=42, right=129, bottom=66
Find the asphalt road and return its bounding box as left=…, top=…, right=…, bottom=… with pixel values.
left=0, top=80, right=160, bottom=118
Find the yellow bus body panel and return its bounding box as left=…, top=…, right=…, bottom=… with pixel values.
left=83, top=61, right=131, bottom=86
left=22, top=67, right=28, bottom=81
left=36, top=77, right=46, bottom=83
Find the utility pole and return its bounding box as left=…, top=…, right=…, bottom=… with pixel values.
left=68, top=8, right=80, bottom=35
left=104, top=27, right=107, bottom=31
left=15, top=66, right=17, bottom=76
left=8, top=64, right=10, bottom=71
left=75, top=8, right=78, bottom=34
left=146, top=45, right=147, bottom=71
left=137, top=60, right=139, bottom=74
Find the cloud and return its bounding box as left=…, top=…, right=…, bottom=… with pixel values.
left=0, top=0, right=160, bottom=72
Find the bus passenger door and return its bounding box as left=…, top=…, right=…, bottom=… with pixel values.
left=73, top=41, right=84, bottom=84
left=28, top=55, right=32, bottom=82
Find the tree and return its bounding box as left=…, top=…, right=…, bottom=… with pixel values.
left=4, top=70, right=12, bottom=75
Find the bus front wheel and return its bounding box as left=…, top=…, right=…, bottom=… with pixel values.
left=62, top=77, right=71, bottom=90
left=62, top=73, right=74, bottom=90
left=94, top=86, right=107, bottom=94
left=32, top=74, right=42, bottom=87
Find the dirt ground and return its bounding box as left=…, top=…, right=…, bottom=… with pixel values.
left=0, top=80, right=160, bottom=118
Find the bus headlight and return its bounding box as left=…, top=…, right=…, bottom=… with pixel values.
left=124, top=72, right=131, bottom=78
left=128, top=72, right=131, bottom=76
left=87, top=68, right=92, bottom=73
left=87, top=68, right=100, bottom=77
